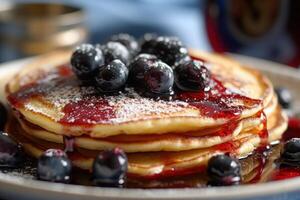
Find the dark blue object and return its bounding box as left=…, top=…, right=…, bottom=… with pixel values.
left=280, top=138, right=300, bottom=166
left=207, top=154, right=241, bottom=186
left=37, top=149, right=72, bottom=183
left=174, top=59, right=210, bottom=91
left=101, top=42, right=130, bottom=65
left=275, top=87, right=292, bottom=109
left=0, top=103, right=7, bottom=131
left=71, top=44, right=104, bottom=80
left=92, top=148, right=128, bottom=187
left=0, top=132, right=24, bottom=168
left=94, top=59, right=128, bottom=93
left=128, top=53, right=158, bottom=87
left=154, top=36, right=188, bottom=66
left=144, top=61, right=174, bottom=95
left=140, top=33, right=159, bottom=55
left=109, top=33, right=139, bottom=56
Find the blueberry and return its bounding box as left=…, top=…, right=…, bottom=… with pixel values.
left=275, top=87, right=292, bottom=109
left=140, top=33, right=158, bottom=55
left=94, top=60, right=128, bottom=93
left=155, top=36, right=189, bottom=66
left=0, top=103, right=7, bottom=131
left=101, top=42, right=130, bottom=65
left=174, top=60, right=211, bottom=92
left=128, top=54, right=158, bottom=87
left=280, top=138, right=300, bottom=166
left=71, top=44, right=104, bottom=80
left=144, top=61, right=174, bottom=95
left=37, top=149, right=72, bottom=183
left=110, top=33, right=139, bottom=56
left=0, top=132, right=24, bottom=168
left=92, top=148, right=128, bottom=187
left=207, top=154, right=241, bottom=186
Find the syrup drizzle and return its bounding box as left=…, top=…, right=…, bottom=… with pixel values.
left=60, top=99, right=115, bottom=126
left=175, top=77, right=261, bottom=120
left=258, top=112, right=269, bottom=148
left=63, top=136, right=75, bottom=153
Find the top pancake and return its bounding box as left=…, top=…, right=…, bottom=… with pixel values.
left=6, top=50, right=272, bottom=138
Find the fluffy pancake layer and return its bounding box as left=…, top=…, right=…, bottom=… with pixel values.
left=16, top=102, right=282, bottom=153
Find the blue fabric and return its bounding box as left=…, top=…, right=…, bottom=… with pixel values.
left=13, top=0, right=210, bottom=50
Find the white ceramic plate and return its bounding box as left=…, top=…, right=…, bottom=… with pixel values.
left=0, top=54, right=300, bottom=200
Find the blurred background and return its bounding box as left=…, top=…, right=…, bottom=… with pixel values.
left=0, top=0, right=299, bottom=67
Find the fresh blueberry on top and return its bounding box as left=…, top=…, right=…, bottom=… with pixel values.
left=280, top=138, right=300, bottom=166
left=155, top=36, right=189, bottom=66
left=0, top=132, right=24, bottom=168
left=37, top=149, right=72, bottom=183
left=92, top=147, right=128, bottom=187
left=207, top=154, right=241, bottom=186
left=101, top=42, right=130, bottom=65
left=0, top=103, right=7, bottom=131
left=140, top=33, right=158, bottom=55
left=275, top=87, right=292, bottom=109
left=94, top=60, right=128, bottom=93
left=144, top=61, right=174, bottom=95
left=128, top=53, right=158, bottom=87
left=110, top=33, right=139, bottom=56
left=71, top=44, right=104, bottom=80
left=174, top=60, right=211, bottom=92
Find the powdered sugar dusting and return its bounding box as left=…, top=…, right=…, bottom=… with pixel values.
left=17, top=66, right=190, bottom=125
left=58, top=86, right=190, bottom=125
left=105, top=88, right=190, bottom=123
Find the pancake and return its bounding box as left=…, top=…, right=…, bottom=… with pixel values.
left=13, top=87, right=282, bottom=153
left=16, top=105, right=282, bottom=152
left=6, top=50, right=272, bottom=138
left=4, top=49, right=287, bottom=179
left=125, top=145, right=281, bottom=188
left=5, top=106, right=286, bottom=178
left=17, top=115, right=261, bottom=152
left=6, top=117, right=260, bottom=178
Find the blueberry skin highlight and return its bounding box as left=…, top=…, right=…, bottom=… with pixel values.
left=174, top=60, right=211, bottom=92
left=94, top=60, right=128, bottom=93
left=71, top=44, right=104, bottom=80
left=37, top=149, right=72, bottom=183
left=92, top=148, right=128, bottom=187
left=0, top=132, right=24, bottom=168
left=207, top=154, right=241, bottom=186
left=144, top=61, right=174, bottom=95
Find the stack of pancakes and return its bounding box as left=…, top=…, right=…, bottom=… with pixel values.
left=126, top=144, right=282, bottom=188
left=5, top=50, right=287, bottom=179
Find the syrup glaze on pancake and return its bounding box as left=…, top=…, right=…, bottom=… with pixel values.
left=6, top=50, right=269, bottom=138
left=17, top=115, right=262, bottom=152
left=12, top=85, right=279, bottom=153
left=17, top=105, right=285, bottom=153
